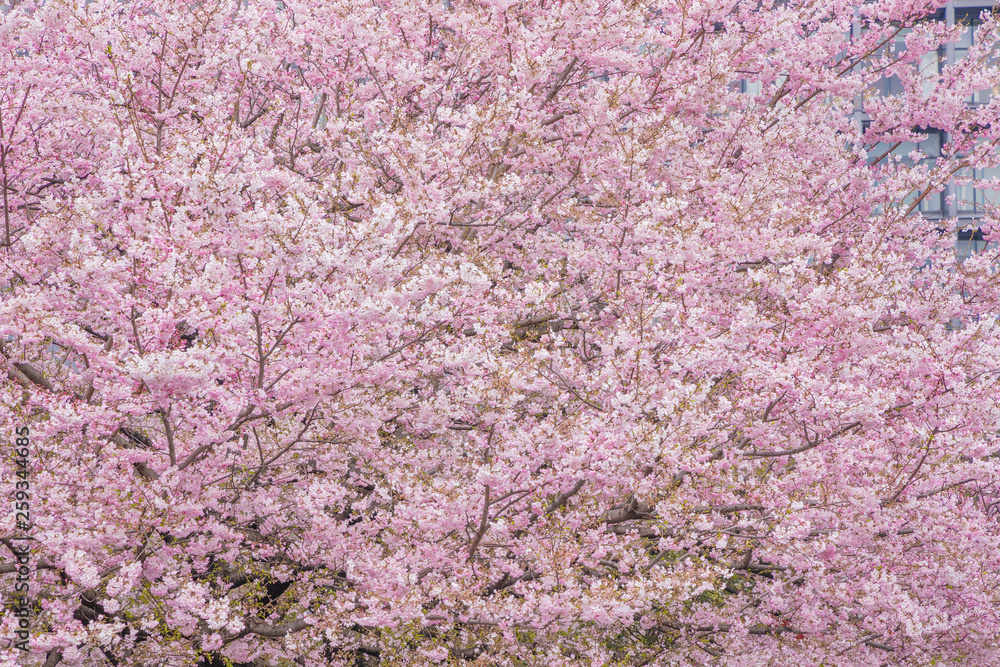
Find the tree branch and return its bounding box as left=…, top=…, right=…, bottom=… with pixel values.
left=468, top=484, right=491, bottom=561
left=158, top=408, right=176, bottom=466
left=546, top=479, right=585, bottom=513
left=11, top=361, right=54, bottom=391
left=243, top=618, right=310, bottom=638
left=42, top=648, right=63, bottom=667
left=745, top=422, right=860, bottom=458
left=602, top=497, right=655, bottom=524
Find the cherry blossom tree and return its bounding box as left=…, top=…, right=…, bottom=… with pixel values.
left=2, top=0, right=1000, bottom=665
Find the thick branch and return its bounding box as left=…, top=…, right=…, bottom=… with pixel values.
left=602, top=497, right=655, bottom=524
left=539, top=57, right=578, bottom=109
left=158, top=408, right=177, bottom=466
left=468, top=484, right=491, bottom=561
left=692, top=503, right=765, bottom=514
left=243, top=618, right=310, bottom=638
left=546, top=479, right=585, bottom=513
left=43, top=648, right=63, bottom=667
left=11, top=362, right=54, bottom=391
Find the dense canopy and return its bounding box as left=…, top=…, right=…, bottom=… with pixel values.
left=2, top=0, right=1000, bottom=665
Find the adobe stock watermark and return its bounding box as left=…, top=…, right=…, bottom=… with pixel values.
left=11, top=425, right=31, bottom=652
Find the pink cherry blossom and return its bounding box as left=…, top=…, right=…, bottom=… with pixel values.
left=2, top=0, right=1000, bottom=665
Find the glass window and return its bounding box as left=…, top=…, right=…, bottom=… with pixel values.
left=870, top=27, right=911, bottom=98
left=864, top=25, right=942, bottom=100
left=920, top=48, right=940, bottom=98
left=874, top=129, right=945, bottom=216
left=952, top=11, right=999, bottom=105
left=956, top=228, right=992, bottom=262
left=956, top=165, right=1000, bottom=216
left=740, top=79, right=762, bottom=96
